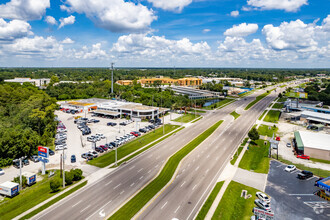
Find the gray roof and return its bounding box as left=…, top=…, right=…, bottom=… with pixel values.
left=299, top=131, right=330, bottom=151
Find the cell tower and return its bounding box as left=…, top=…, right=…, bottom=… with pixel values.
left=111, top=63, right=114, bottom=94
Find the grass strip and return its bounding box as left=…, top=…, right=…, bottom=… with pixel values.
left=278, top=97, right=287, bottom=102
left=192, top=116, right=203, bottom=123
left=310, top=157, right=330, bottom=165
left=272, top=103, right=284, bottom=109
left=257, top=124, right=278, bottom=137
left=263, top=110, right=281, bottom=123
left=244, top=90, right=273, bottom=110
left=196, top=181, right=225, bottom=220
left=241, top=137, right=249, bottom=146
left=111, top=127, right=185, bottom=167
left=20, top=180, right=87, bottom=219
left=258, top=110, right=267, bottom=120
left=230, top=147, right=244, bottom=165
left=230, top=111, right=240, bottom=120
left=109, top=120, right=223, bottom=220
left=188, top=109, right=207, bottom=113
left=172, top=113, right=199, bottom=123
left=203, top=99, right=234, bottom=110
left=239, top=139, right=270, bottom=174
left=212, top=181, right=258, bottom=220
left=88, top=124, right=179, bottom=168
left=274, top=156, right=330, bottom=178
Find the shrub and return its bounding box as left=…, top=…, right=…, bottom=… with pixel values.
left=71, top=169, right=83, bottom=181
left=13, top=176, right=27, bottom=188
left=50, top=178, right=61, bottom=192
left=64, top=171, right=74, bottom=185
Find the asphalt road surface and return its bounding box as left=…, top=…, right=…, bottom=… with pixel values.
left=33, top=87, right=285, bottom=220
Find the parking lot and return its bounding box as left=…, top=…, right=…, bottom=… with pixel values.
left=266, top=160, right=330, bottom=220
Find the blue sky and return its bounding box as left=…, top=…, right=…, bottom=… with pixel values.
left=0, top=0, right=329, bottom=68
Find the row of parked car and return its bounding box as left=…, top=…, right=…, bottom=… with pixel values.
left=55, top=122, right=68, bottom=151
left=60, top=108, right=79, bottom=114
left=75, top=118, right=92, bottom=136
left=12, top=151, right=55, bottom=169
left=119, top=119, right=134, bottom=126
left=87, top=133, right=105, bottom=142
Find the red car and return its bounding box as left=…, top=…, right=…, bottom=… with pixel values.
left=297, top=154, right=310, bottom=160
left=276, top=137, right=280, bottom=141
left=130, top=131, right=139, bottom=137
left=99, top=145, right=108, bottom=151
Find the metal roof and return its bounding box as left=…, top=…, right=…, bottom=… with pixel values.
left=298, top=131, right=330, bottom=151
left=294, top=131, right=304, bottom=151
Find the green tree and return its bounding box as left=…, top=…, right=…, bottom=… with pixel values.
left=64, top=171, right=74, bottom=185
left=50, top=178, right=61, bottom=192
left=248, top=128, right=259, bottom=143
left=71, top=168, right=83, bottom=181
left=13, top=176, right=27, bottom=188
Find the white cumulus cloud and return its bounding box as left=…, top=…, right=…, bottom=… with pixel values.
left=62, top=37, right=74, bottom=44
left=74, top=43, right=107, bottom=59
left=0, top=0, right=50, bottom=20
left=246, top=0, right=308, bottom=12
left=224, top=23, right=258, bottom=37
left=147, top=0, right=192, bottom=12
left=230, top=10, right=239, bottom=17
left=45, top=16, right=57, bottom=25
left=59, top=15, right=75, bottom=29
left=61, top=0, right=156, bottom=33
left=0, top=18, right=32, bottom=41
left=203, top=29, right=211, bottom=33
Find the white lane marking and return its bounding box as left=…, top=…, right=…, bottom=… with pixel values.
left=155, top=164, right=159, bottom=168
left=148, top=169, right=152, bottom=173
left=216, top=156, right=219, bottom=161
left=205, top=169, right=209, bottom=174
left=161, top=201, right=168, bottom=210
left=113, top=183, right=121, bottom=189
left=80, top=205, right=91, bottom=213
left=138, top=168, right=143, bottom=173
left=176, top=174, right=180, bottom=179
left=182, top=169, right=185, bottom=173
left=195, top=166, right=200, bottom=171
left=130, top=182, right=135, bottom=187
left=120, top=190, right=124, bottom=195
left=192, top=184, right=197, bottom=190
left=140, top=176, right=144, bottom=180
left=129, top=165, right=135, bottom=170
left=206, top=154, right=210, bottom=158
left=72, top=200, right=82, bottom=207
left=85, top=200, right=112, bottom=220
left=180, top=181, right=186, bottom=187
left=174, top=205, right=181, bottom=213
left=105, top=180, right=112, bottom=186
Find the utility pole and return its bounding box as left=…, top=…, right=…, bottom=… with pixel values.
left=62, top=148, right=65, bottom=188
left=111, top=63, right=114, bottom=95
left=19, top=158, right=22, bottom=190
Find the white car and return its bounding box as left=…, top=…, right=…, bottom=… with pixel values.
left=88, top=150, right=98, bottom=158
left=285, top=165, right=296, bottom=172
left=0, top=168, right=4, bottom=175
left=96, top=133, right=105, bottom=139
left=254, top=199, right=271, bottom=211
left=256, top=192, right=271, bottom=204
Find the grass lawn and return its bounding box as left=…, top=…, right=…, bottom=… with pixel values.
left=20, top=180, right=87, bottom=219
left=230, top=111, right=240, bottom=120
left=239, top=139, right=270, bottom=173
left=272, top=103, right=284, bottom=109
left=196, top=181, right=225, bottom=220
left=188, top=109, right=207, bottom=113
left=212, top=181, right=258, bottom=220
left=230, top=147, right=244, bottom=165
left=88, top=124, right=180, bottom=168
left=275, top=156, right=330, bottom=178
left=203, top=99, right=234, bottom=110
left=109, top=120, right=224, bottom=220
left=258, top=110, right=267, bottom=120
left=244, top=90, right=273, bottom=110
left=172, top=113, right=200, bottom=123
left=241, top=137, right=249, bottom=146
left=310, top=157, right=330, bottom=165
left=278, top=97, right=287, bottom=102
left=263, top=110, right=281, bottom=123
left=0, top=171, right=82, bottom=220
left=257, top=124, right=278, bottom=137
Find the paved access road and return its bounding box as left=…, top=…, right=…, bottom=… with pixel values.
left=137, top=90, right=280, bottom=220
left=33, top=86, right=285, bottom=220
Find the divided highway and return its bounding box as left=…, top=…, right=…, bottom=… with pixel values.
left=33, top=88, right=278, bottom=220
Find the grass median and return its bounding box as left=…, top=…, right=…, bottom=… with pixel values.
left=257, top=124, right=278, bottom=137
left=230, top=111, right=240, bottom=120
left=239, top=139, right=270, bottom=173
left=20, top=180, right=87, bottom=219
left=109, top=120, right=224, bottom=220
left=245, top=90, right=273, bottom=110
left=230, top=147, right=244, bottom=165
left=196, top=181, right=224, bottom=220
left=212, top=181, right=258, bottom=220
left=172, top=113, right=200, bottom=123
left=272, top=103, right=283, bottom=109
left=203, top=99, right=234, bottom=110
left=263, top=110, right=281, bottom=123
left=88, top=124, right=180, bottom=168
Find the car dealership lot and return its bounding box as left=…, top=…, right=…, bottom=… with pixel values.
left=266, top=160, right=330, bottom=220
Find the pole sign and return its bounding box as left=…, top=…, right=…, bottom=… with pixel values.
left=253, top=207, right=274, bottom=220
left=38, top=146, right=49, bottom=158
left=287, top=92, right=308, bottom=99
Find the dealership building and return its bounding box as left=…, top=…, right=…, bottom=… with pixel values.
left=294, top=131, right=330, bottom=160
left=59, top=98, right=167, bottom=119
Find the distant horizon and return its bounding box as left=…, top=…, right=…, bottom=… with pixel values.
left=1, top=67, right=330, bottom=70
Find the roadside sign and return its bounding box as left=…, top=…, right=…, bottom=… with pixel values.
left=38, top=158, right=49, bottom=163
left=253, top=207, right=274, bottom=220
left=38, top=146, right=49, bottom=158
left=287, top=92, right=308, bottom=99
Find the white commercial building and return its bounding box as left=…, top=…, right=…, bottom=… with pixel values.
left=4, top=78, right=50, bottom=87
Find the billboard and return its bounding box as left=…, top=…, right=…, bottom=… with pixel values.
left=38, top=146, right=49, bottom=158
left=287, top=92, right=308, bottom=99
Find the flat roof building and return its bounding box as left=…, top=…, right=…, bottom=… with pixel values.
left=300, top=111, right=330, bottom=126
left=116, top=77, right=202, bottom=87
left=4, top=77, right=50, bottom=87
left=294, top=131, right=330, bottom=160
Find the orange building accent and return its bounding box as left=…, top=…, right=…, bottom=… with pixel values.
left=116, top=77, right=202, bottom=86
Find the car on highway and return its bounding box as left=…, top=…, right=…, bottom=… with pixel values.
left=284, top=165, right=296, bottom=172
left=297, top=154, right=310, bottom=160
left=0, top=168, right=4, bottom=175
left=254, top=199, right=271, bottom=211
left=297, top=170, right=313, bottom=180
left=71, top=155, right=76, bottom=163
left=256, top=192, right=271, bottom=204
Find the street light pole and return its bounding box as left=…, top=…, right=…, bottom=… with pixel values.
left=19, top=158, right=22, bottom=190
left=62, top=147, right=65, bottom=188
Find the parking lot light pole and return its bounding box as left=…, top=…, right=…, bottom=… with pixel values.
left=19, top=158, right=22, bottom=190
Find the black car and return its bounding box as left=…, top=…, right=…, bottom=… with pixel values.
left=148, top=125, right=155, bottom=129
left=139, top=128, right=147, bottom=133
left=109, top=142, right=117, bottom=148
left=107, top=122, right=117, bottom=126
left=13, top=159, right=21, bottom=168
left=23, top=157, right=30, bottom=166
left=119, top=122, right=127, bottom=126
left=71, top=155, right=76, bottom=163
left=297, top=170, right=313, bottom=180
left=149, top=119, right=155, bottom=123
left=49, top=149, right=55, bottom=156
left=95, top=147, right=104, bottom=153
